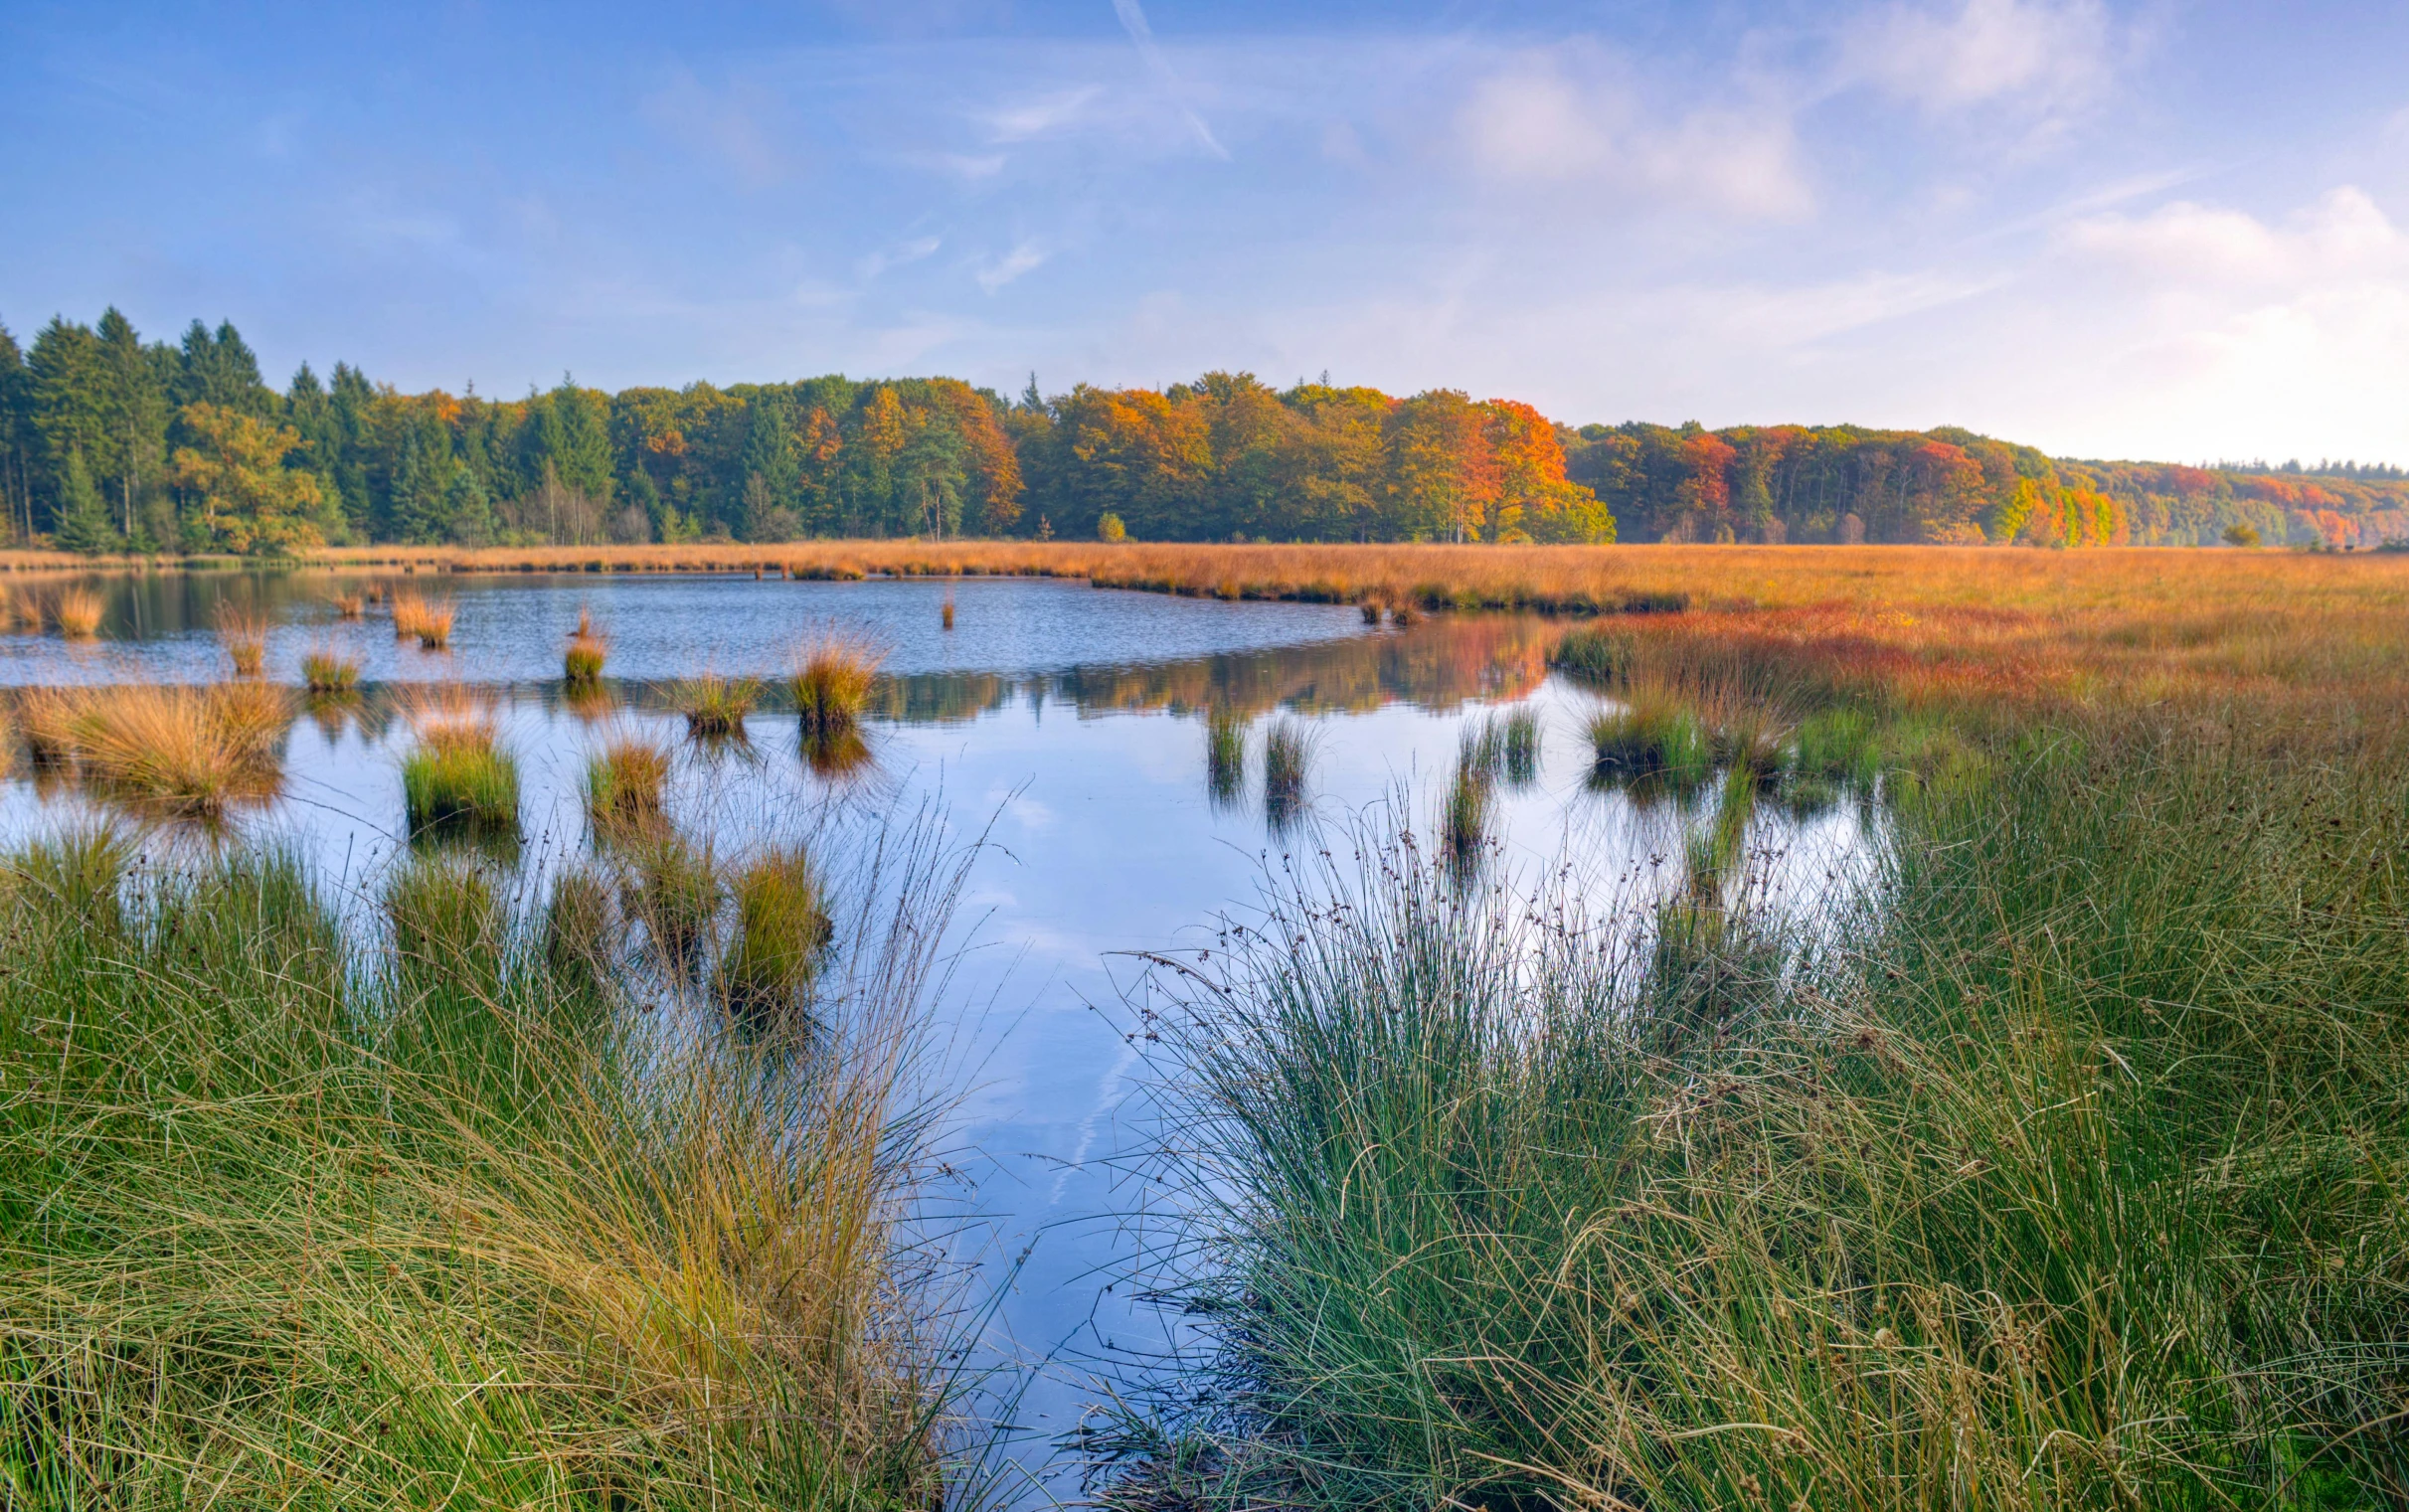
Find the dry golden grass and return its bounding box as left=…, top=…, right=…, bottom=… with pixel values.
left=10, top=683, right=288, bottom=817
left=390, top=590, right=454, bottom=647
left=52, top=588, right=103, bottom=639
left=212, top=601, right=267, bottom=677
left=792, top=631, right=884, bottom=736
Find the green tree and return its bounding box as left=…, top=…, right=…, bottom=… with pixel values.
left=173, top=320, right=274, bottom=417
left=27, top=317, right=107, bottom=534
left=50, top=448, right=119, bottom=555
left=0, top=321, right=33, bottom=543
left=94, top=308, right=170, bottom=540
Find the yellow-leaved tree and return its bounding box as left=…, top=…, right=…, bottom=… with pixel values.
left=170, top=403, right=326, bottom=556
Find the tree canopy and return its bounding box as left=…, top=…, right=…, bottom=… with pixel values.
left=0, top=306, right=2397, bottom=553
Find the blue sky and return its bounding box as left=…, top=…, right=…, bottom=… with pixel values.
left=5, top=0, right=2407, bottom=464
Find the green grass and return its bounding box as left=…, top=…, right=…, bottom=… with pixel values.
left=1549, top=623, right=1635, bottom=685
left=1499, top=704, right=1540, bottom=787
left=1205, top=707, right=1246, bottom=807
left=666, top=672, right=763, bottom=738
left=1440, top=727, right=1495, bottom=873
left=1792, top=704, right=1880, bottom=786
left=301, top=648, right=360, bottom=693
left=792, top=635, right=882, bottom=737
left=721, top=846, right=834, bottom=1015
left=619, top=832, right=721, bottom=971
left=1585, top=688, right=1710, bottom=785
left=402, top=742, right=519, bottom=834
left=1103, top=700, right=2409, bottom=1511
left=1261, top=719, right=1310, bottom=827
left=0, top=831, right=970, bottom=1510
left=585, top=734, right=671, bottom=829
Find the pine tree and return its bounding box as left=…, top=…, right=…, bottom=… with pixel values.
left=51, top=448, right=119, bottom=555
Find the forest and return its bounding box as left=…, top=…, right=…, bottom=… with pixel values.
left=2, top=306, right=2402, bottom=555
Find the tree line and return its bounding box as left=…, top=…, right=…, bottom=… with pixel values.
left=1, top=307, right=2399, bottom=556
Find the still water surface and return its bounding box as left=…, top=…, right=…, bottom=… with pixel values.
left=0, top=572, right=1875, bottom=1487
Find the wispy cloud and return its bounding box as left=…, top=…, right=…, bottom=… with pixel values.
left=976, top=240, right=1050, bottom=291
left=1110, top=0, right=1230, bottom=160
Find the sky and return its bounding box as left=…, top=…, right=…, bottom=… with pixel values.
left=4, top=0, right=2407, bottom=466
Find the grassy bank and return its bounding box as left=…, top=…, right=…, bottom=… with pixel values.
left=0, top=825, right=974, bottom=1509
left=1101, top=652, right=2409, bottom=1507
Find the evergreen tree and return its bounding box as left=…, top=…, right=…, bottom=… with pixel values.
left=50, top=448, right=119, bottom=555
left=175, top=319, right=274, bottom=416
left=94, top=308, right=169, bottom=539
left=0, top=320, right=31, bottom=542
left=441, top=464, right=496, bottom=546
left=27, top=317, right=106, bottom=531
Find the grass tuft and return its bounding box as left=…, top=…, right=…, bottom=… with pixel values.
left=213, top=601, right=267, bottom=677
left=792, top=632, right=884, bottom=736
left=300, top=646, right=360, bottom=693
left=565, top=605, right=607, bottom=684
left=667, top=671, right=763, bottom=738
left=400, top=689, right=517, bottom=834
left=1262, top=718, right=1312, bottom=827
left=1586, top=687, right=1709, bottom=785
left=52, top=588, right=102, bottom=639
left=586, top=732, right=672, bottom=829
left=1206, top=707, right=1247, bottom=807
left=721, top=846, right=835, bottom=1014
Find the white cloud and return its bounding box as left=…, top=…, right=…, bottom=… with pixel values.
left=2063, top=186, right=2404, bottom=287
left=856, top=235, right=944, bottom=281
left=1841, top=0, right=2113, bottom=122
left=1455, top=51, right=1809, bottom=220
left=975, top=241, right=1049, bottom=291
left=981, top=86, right=1104, bottom=144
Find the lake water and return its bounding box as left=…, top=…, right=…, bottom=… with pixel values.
left=0, top=571, right=1878, bottom=1492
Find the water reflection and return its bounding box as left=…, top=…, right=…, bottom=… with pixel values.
left=0, top=586, right=1883, bottom=1490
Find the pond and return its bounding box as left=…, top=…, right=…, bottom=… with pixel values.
left=0, top=570, right=1879, bottom=1489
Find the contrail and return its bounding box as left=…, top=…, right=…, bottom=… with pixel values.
left=1111, top=0, right=1230, bottom=159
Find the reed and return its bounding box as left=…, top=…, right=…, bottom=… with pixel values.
left=400, top=689, right=517, bottom=834
left=543, top=865, right=617, bottom=1000
left=391, top=590, right=453, bottom=647
left=1549, top=623, right=1634, bottom=685
left=1586, top=688, right=1709, bottom=784
left=721, top=846, right=834, bottom=1013
left=1114, top=695, right=2409, bottom=1510
left=1262, top=718, right=1311, bottom=825
left=213, top=601, right=267, bottom=676
left=52, top=587, right=102, bottom=639
left=1205, top=706, right=1248, bottom=806
left=383, top=847, right=505, bottom=966
left=666, top=670, right=763, bottom=738
left=619, top=832, right=721, bottom=969
left=0, top=830, right=971, bottom=1506
left=792, top=632, right=883, bottom=736
left=586, top=732, right=671, bottom=829
left=564, top=604, right=606, bottom=684
left=332, top=589, right=365, bottom=618
left=1441, top=729, right=1496, bottom=871
left=300, top=646, right=360, bottom=693
left=941, top=592, right=955, bottom=631
left=22, top=684, right=289, bottom=818
left=1499, top=704, right=1541, bottom=786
